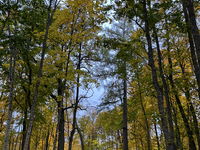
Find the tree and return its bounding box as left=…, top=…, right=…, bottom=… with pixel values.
left=23, top=0, right=60, bottom=149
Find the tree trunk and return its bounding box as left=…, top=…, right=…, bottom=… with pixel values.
left=172, top=102, right=182, bottom=150
left=53, top=49, right=71, bottom=150
left=58, top=108, right=65, bottom=150
left=154, top=122, right=160, bottom=150
left=77, top=126, right=85, bottom=150
left=138, top=82, right=150, bottom=150
left=180, top=63, right=200, bottom=150
left=183, top=0, right=200, bottom=98
left=142, top=0, right=175, bottom=149
left=21, top=109, right=27, bottom=150
left=56, top=77, right=65, bottom=150
left=168, top=47, right=196, bottom=150
left=185, top=0, right=200, bottom=67
left=53, top=105, right=61, bottom=150
left=68, top=46, right=82, bottom=150
left=154, top=28, right=176, bottom=149
left=136, top=66, right=150, bottom=150
left=3, top=40, right=17, bottom=150
left=182, top=3, right=200, bottom=149
left=123, top=61, right=128, bottom=150
left=23, top=1, right=58, bottom=149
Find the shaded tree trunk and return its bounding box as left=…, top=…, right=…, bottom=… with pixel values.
left=154, top=122, right=160, bottom=150
left=154, top=28, right=176, bottom=149
left=142, top=0, right=175, bottom=149
left=3, top=15, right=18, bottom=150
left=179, top=63, right=200, bottom=150
left=136, top=69, right=150, bottom=150
left=21, top=108, right=27, bottom=150
left=53, top=49, right=72, bottom=150
left=185, top=0, right=200, bottom=67
left=57, top=78, right=65, bottom=150
left=167, top=43, right=196, bottom=150
left=58, top=108, right=65, bottom=150
left=172, top=102, right=182, bottom=150
left=68, top=45, right=82, bottom=150
left=77, top=126, right=85, bottom=150
left=123, top=61, right=128, bottom=150
left=23, top=1, right=58, bottom=149
left=182, top=2, right=200, bottom=149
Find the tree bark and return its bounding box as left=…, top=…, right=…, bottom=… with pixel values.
left=136, top=66, right=150, bottom=150
left=154, top=122, right=160, bottom=150
left=68, top=46, right=82, bottom=150
left=21, top=108, right=27, bottom=150
left=182, top=0, right=200, bottom=103
left=167, top=46, right=196, bottom=150
left=123, top=61, right=128, bottom=150
left=58, top=108, right=65, bottom=150
left=179, top=63, right=200, bottom=150
left=53, top=49, right=72, bottom=150
left=182, top=3, right=200, bottom=149
left=142, top=0, right=175, bottom=149
left=56, top=77, right=65, bottom=150
left=23, top=1, right=58, bottom=149
left=3, top=38, right=17, bottom=150
left=77, top=126, right=85, bottom=150
left=154, top=28, right=176, bottom=149
left=171, top=103, right=182, bottom=150
left=185, top=0, right=200, bottom=67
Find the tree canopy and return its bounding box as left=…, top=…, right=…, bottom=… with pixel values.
left=1, top=0, right=200, bottom=149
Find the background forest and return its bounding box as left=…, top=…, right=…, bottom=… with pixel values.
left=0, top=0, right=200, bottom=150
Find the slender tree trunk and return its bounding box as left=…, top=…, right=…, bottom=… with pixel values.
left=123, top=61, right=128, bottom=150
left=53, top=107, right=61, bottom=150
left=142, top=0, right=175, bottom=149
left=21, top=109, right=27, bottom=150
left=53, top=51, right=71, bottom=150
left=66, top=109, right=70, bottom=138
left=58, top=108, right=65, bottom=150
left=179, top=63, right=200, bottom=150
left=185, top=0, right=200, bottom=67
left=56, top=77, right=65, bottom=150
left=138, top=81, right=150, bottom=150
left=68, top=46, right=82, bottom=150
left=182, top=3, right=200, bottom=149
left=23, top=1, right=58, bottom=149
left=3, top=8, right=17, bottom=149
left=172, top=102, right=182, bottom=150
left=154, top=28, right=176, bottom=149
left=183, top=0, right=200, bottom=97
left=154, top=122, right=160, bottom=150
left=185, top=89, right=200, bottom=150
left=167, top=46, right=196, bottom=150
left=136, top=65, right=150, bottom=150
left=77, top=126, right=85, bottom=150
left=3, top=40, right=17, bottom=150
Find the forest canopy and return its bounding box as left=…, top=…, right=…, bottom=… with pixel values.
left=0, top=0, right=200, bottom=150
